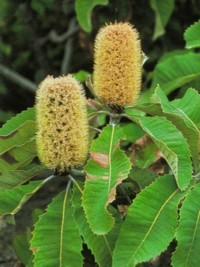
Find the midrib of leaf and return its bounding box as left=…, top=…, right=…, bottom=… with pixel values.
left=103, top=235, right=112, bottom=257
left=11, top=176, right=54, bottom=215
left=127, top=189, right=178, bottom=265
left=72, top=179, right=113, bottom=257
left=108, top=124, right=115, bottom=195
left=175, top=107, right=199, bottom=131
left=185, top=210, right=200, bottom=265
left=59, top=188, right=68, bottom=267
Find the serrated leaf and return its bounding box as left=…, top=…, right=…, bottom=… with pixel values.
left=184, top=20, right=200, bottom=49
left=150, top=0, right=174, bottom=40
left=0, top=107, right=35, bottom=135
left=172, top=88, right=200, bottom=127
left=83, top=124, right=131, bottom=234
left=0, top=165, right=46, bottom=192
left=128, top=115, right=192, bottom=190
left=31, top=189, right=83, bottom=267
left=172, top=184, right=200, bottom=267
left=72, top=185, right=113, bottom=267
left=0, top=180, right=42, bottom=216
left=0, top=139, right=37, bottom=173
left=112, top=175, right=185, bottom=267
left=75, top=0, right=109, bottom=32
left=0, top=120, right=36, bottom=155
left=138, top=87, right=200, bottom=172
left=151, top=53, right=200, bottom=95
left=152, top=87, right=200, bottom=172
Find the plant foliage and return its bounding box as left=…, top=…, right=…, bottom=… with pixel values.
left=0, top=8, right=200, bottom=267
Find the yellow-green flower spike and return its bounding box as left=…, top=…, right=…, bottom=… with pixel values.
left=93, top=22, right=142, bottom=107
left=36, top=75, right=89, bottom=172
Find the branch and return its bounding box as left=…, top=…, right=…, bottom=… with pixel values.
left=61, top=19, right=77, bottom=74
left=39, top=18, right=79, bottom=46
left=0, top=63, right=36, bottom=93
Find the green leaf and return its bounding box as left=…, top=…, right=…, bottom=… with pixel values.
left=151, top=53, right=200, bottom=95
left=0, top=165, right=46, bottom=192
left=128, top=115, right=192, bottom=190
left=171, top=88, right=200, bottom=127
left=72, top=185, right=113, bottom=267
left=172, top=184, right=200, bottom=266
left=112, top=175, right=185, bottom=267
left=0, top=139, right=37, bottom=174
left=134, top=141, right=158, bottom=169
left=184, top=20, right=200, bottom=49
left=73, top=70, right=90, bottom=82
left=31, top=188, right=83, bottom=267
left=0, top=107, right=35, bottom=135
left=13, top=230, right=33, bottom=267
left=150, top=0, right=174, bottom=40
left=152, top=87, right=200, bottom=172
left=129, top=167, right=158, bottom=189
left=0, top=120, right=36, bottom=155
left=0, top=180, right=42, bottom=216
left=75, top=0, right=109, bottom=32
left=121, top=122, right=145, bottom=143
left=83, top=124, right=131, bottom=234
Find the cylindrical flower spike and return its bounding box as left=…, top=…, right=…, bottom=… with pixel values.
left=93, top=22, right=142, bottom=107
left=36, top=75, right=89, bottom=172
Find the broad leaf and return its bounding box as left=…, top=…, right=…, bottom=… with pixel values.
left=31, top=189, right=83, bottom=267
left=75, top=0, right=109, bottom=32
left=171, top=88, right=200, bottom=128
left=151, top=53, right=200, bottom=95
left=0, top=180, right=43, bottom=216
left=83, top=124, right=131, bottom=234
left=0, top=165, right=46, bottom=192
left=121, top=122, right=144, bottom=143
left=128, top=115, right=192, bottom=190
left=184, top=20, right=200, bottom=49
left=129, top=167, right=157, bottom=189
left=150, top=0, right=174, bottom=40
left=72, top=185, right=113, bottom=267
left=112, top=175, right=185, bottom=267
left=0, top=107, right=35, bottom=135
left=0, top=140, right=37, bottom=174
left=172, top=184, right=200, bottom=267
left=0, top=120, right=36, bottom=155
left=152, top=87, right=200, bottom=172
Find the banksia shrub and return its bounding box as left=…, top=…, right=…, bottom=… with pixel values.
left=93, top=22, right=142, bottom=107
left=36, top=75, right=89, bottom=172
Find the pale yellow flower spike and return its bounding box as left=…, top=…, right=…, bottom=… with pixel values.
left=93, top=22, right=142, bottom=107
left=36, top=75, right=89, bottom=172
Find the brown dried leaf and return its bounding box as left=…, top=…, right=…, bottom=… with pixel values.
left=117, top=204, right=129, bottom=216
left=107, top=178, right=123, bottom=204
left=90, top=152, right=109, bottom=168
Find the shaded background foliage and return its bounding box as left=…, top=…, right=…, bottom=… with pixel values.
left=0, top=1, right=200, bottom=267
left=1, top=0, right=200, bottom=124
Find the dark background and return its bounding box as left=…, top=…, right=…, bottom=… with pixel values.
left=0, top=0, right=199, bottom=121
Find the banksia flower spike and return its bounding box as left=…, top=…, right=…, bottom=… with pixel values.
left=93, top=22, right=142, bottom=107
left=36, top=75, right=89, bottom=172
